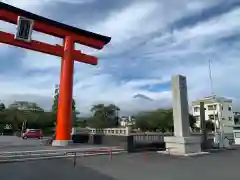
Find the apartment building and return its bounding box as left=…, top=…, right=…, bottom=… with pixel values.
left=192, top=96, right=234, bottom=133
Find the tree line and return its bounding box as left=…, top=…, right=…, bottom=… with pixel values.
left=0, top=85, right=215, bottom=135
left=78, top=105, right=215, bottom=132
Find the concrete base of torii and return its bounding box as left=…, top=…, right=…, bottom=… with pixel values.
left=52, top=140, right=73, bottom=146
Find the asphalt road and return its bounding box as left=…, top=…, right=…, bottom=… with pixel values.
left=0, top=136, right=43, bottom=147
left=0, top=158, right=116, bottom=180
left=1, top=149, right=240, bottom=180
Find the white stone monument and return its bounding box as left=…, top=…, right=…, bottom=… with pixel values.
left=163, top=75, right=203, bottom=156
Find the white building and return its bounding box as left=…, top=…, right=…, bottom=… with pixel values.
left=119, top=116, right=135, bottom=127
left=191, top=96, right=234, bottom=133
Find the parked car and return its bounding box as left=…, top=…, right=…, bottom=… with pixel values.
left=22, top=129, right=43, bottom=139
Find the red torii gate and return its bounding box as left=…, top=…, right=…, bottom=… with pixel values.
left=0, top=2, right=111, bottom=146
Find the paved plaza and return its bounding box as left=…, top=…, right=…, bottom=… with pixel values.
left=1, top=148, right=240, bottom=180
left=0, top=136, right=43, bottom=148
left=0, top=136, right=121, bottom=153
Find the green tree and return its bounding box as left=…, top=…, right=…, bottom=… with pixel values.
left=134, top=113, right=150, bottom=131
left=88, top=103, right=120, bottom=128
left=25, top=112, right=55, bottom=129
left=0, top=124, right=4, bottom=133
left=0, top=111, right=8, bottom=133
left=0, top=102, right=5, bottom=111
left=0, top=104, right=55, bottom=135
left=52, top=84, right=60, bottom=115
left=0, top=109, right=25, bottom=132
left=135, top=108, right=196, bottom=132
left=75, top=119, right=87, bottom=128
left=135, top=109, right=173, bottom=132
left=52, top=84, right=79, bottom=127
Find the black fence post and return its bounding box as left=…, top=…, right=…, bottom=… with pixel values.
left=126, top=135, right=134, bottom=153
left=73, top=152, right=76, bottom=167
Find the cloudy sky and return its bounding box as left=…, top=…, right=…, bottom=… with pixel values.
left=0, top=0, right=240, bottom=116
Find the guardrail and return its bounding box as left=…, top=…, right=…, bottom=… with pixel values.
left=0, top=147, right=125, bottom=164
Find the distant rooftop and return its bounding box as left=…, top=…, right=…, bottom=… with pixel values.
left=9, top=101, right=44, bottom=111
left=192, top=95, right=232, bottom=105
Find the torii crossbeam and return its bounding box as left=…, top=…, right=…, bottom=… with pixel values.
left=0, top=2, right=111, bottom=146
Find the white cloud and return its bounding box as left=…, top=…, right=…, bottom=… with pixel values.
left=0, top=0, right=240, bottom=116
left=54, top=0, right=95, bottom=4
left=88, top=1, right=159, bottom=44
left=1, top=0, right=49, bottom=12
left=174, top=8, right=240, bottom=43
left=143, top=7, right=240, bottom=59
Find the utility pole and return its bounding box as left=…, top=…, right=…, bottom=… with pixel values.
left=208, top=59, right=224, bottom=148
left=208, top=60, right=217, bottom=135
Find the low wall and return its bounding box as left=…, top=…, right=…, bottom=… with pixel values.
left=72, top=128, right=234, bottom=152
left=72, top=133, right=89, bottom=143
left=88, top=135, right=134, bottom=152
left=72, top=133, right=165, bottom=152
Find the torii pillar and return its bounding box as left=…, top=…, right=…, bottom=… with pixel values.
left=0, top=2, right=111, bottom=146
left=55, top=36, right=75, bottom=145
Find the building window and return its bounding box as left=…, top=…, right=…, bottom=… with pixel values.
left=228, top=106, right=232, bottom=111
left=235, top=132, right=240, bottom=138
left=229, top=117, right=232, bottom=121
left=193, top=107, right=199, bottom=112
left=209, top=115, right=214, bottom=120
left=209, top=114, right=218, bottom=120
left=208, top=105, right=216, bottom=110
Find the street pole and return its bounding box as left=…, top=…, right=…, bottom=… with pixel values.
left=208, top=59, right=221, bottom=147
left=219, top=104, right=224, bottom=148
left=208, top=60, right=217, bottom=136
left=208, top=59, right=225, bottom=148
left=200, top=101, right=207, bottom=150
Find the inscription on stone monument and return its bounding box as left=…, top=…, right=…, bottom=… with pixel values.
left=179, top=75, right=187, bottom=90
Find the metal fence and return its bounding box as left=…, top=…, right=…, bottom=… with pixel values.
left=133, top=132, right=234, bottom=143
left=133, top=133, right=168, bottom=143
